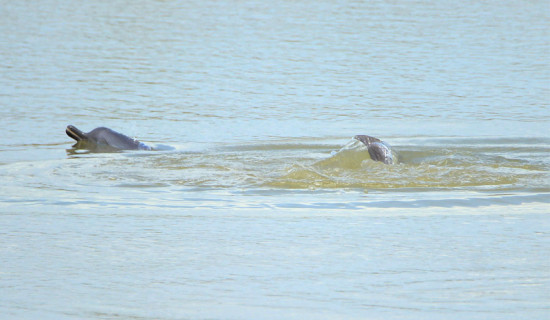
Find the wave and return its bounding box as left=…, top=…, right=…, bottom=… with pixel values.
left=1, top=136, right=549, bottom=210
left=264, top=137, right=549, bottom=190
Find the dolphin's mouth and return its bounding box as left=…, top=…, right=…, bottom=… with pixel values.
left=66, top=125, right=87, bottom=141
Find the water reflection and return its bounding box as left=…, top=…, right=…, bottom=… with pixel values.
left=66, top=142, right=124, bottom=156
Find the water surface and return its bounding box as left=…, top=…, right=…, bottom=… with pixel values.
left=1, top=0, right=549, bottom=319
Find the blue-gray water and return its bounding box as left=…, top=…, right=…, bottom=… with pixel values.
left=1, top=0, right=549, bottom=319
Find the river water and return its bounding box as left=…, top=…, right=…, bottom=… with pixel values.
left=1, top=0, right=549, bottom=319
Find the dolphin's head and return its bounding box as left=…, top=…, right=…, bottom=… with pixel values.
left=66, top=125, right=88, bottom=142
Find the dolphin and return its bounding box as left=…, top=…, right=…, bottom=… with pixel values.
left=354, top=135, right=394, bottom=164
left=66, top=125, right=152, bottom=151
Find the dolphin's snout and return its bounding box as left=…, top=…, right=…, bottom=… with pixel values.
left=66, top=125, right=87, bottom=141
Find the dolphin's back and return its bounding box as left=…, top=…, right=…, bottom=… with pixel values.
left=354, top=135, right=394, bottom=164
left=367, top=142, right=393, bottom=164
left=88, top=127, right=146, bottom=150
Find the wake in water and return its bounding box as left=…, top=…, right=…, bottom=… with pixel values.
left=266, top=137, right=549, bottom=190
left=62, top=132, right=549, bottom=193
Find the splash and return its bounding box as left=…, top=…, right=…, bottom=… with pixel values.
left=265, top=138, right=547, bottom=190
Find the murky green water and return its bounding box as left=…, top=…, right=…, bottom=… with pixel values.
left=1, top=0, right=549, bottom=319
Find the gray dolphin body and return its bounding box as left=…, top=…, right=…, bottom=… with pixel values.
left=354, top=135, right=394, bottom=164
left=66, top=125, right=152, bottom=151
